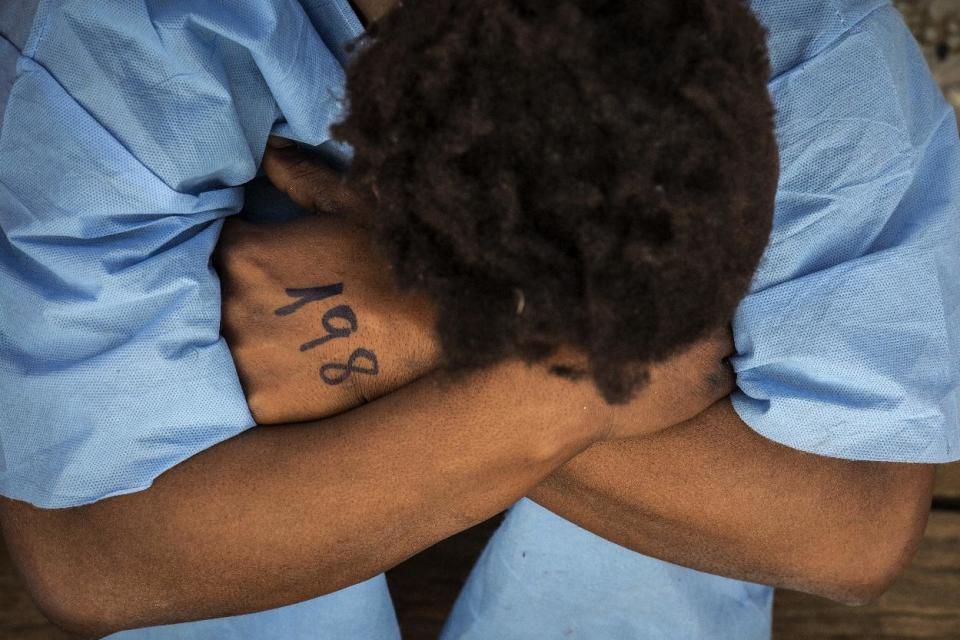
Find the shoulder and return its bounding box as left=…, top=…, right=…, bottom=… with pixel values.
left=751, top=0, right=891, bottom=79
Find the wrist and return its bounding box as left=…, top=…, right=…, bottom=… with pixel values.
left=463, top=358, right=607, bottom=459
left=536, top=346, right=613, bottom=445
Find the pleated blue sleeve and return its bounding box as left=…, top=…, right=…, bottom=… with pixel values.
left=0, top=0, right=361, bottom=507
left=730, top=4, right=960, bottom=462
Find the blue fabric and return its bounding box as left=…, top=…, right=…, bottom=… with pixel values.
left=107, top=573, right=399, bottom=640
left=0, top=1, right=399, bottom=638
left=730, top=1, right=960, bottom=462
left=442, top=499, right=774, bottom=640
left=0, top=0, right=362, bottom=507
left=0, top=0, right=957, bottom=638
left=441, top=3, right=960, bottom=639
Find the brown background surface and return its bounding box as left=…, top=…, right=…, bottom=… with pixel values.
left=2, top=1, right=959, bottom=638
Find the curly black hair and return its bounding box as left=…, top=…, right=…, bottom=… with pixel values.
left=332, top=0, right=779, bottom=404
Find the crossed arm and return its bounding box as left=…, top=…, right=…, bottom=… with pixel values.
left=234, top=145, right=933, bottom=607
left=213, top=201, right=931, bottom=610
left=530, top=404, right=933, bottom=605
left=0, top=206, right=741, bottom=637
left=216, top=212, right=930, bottom=606
left=0, top=152, right=934, bottom=638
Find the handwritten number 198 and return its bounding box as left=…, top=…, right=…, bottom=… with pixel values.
left=300, top=304, right=357, bottom=352
left=274, top=283, right=380, bottom=386
left=320, top=348, right=379, bottom=385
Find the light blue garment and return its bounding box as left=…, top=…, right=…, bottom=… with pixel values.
left=108, top=574, right=399, bottom=640
left=442, top=500, right=774, bottom=640
left=0, top=0, right=364, bottom=508
left=729, top=0, right=960, bottom=463
left=0, top=0, right=957, bottom=639
left=0, top=1, right=398, bottom=638
left=442, top=3, right=960, bottom=639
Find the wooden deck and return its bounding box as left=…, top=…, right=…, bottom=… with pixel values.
left=0, top=463, right=957, bottom=639
left=770, top=465, right=960, bottom=640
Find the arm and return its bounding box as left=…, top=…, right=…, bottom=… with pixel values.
left=0, top=165, right=616, bottom=634
left=0, top=359, right=604, bottom=637
left=220, top=233, right=930, bottom=610
left=217, top=146, right=734, bottom=429
left=228, top=143, right=934, bottom=607
left=0, top=191, right=727, bottom=636
left=528, top=399, right=935, bottom=606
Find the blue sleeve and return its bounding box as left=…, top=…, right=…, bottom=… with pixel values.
left=730, top=5, right=960, bottom=463
left=0, top=0, right=357, bottom=507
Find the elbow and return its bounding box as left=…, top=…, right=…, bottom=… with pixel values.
left=32, top=588, right=123, bottom=639
left=823, top=541, right=917, bottom=607
left=33, top=557, right=199, bottom=638
left=838, top=518, right=927, bottom=606
left=824, top=552, right=914, bottom=607
left=816, top=465, right=934, bottom=607
left=22, top=536, right=164, bottom=638
left=0, top=500, right=141, bottom=638
left=17, top=548, right=135, bottom=639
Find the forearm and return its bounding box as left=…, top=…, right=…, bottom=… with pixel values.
left=1, top=361, right=599, bottom=636
left=529, top=397, right=935, bottom=604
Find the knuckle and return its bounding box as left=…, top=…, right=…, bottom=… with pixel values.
left=308, top=191, right=338, bottom=215
left=218, top=247, right=255, bottom=280
left=218, top=230, right=269, bottom=278
left=286, top=157, right=325, bottom=181
left=245, top=392, right=275, bottom=425
left=246, top=393, right=266, bottom=421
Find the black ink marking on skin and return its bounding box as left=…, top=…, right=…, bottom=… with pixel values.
left=319, top=348, right=380, bottom=385
left=300, top=304, right=359, bottom=351
left=274, top=283, right=344, bottom=316
left=274, top=282, right=381, bottom=384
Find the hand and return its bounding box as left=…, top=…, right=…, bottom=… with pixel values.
left=215, top=164, right=441, bottom=425
left=601, top=324, right=736, bottom=440
left=223, top=136, right=736, bottom=433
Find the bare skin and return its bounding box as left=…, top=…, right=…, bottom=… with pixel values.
left=220, top=145, right=734, bottom=428
left=352, top=0, right=394, bottom=22
left=244, top=141, right=935, bottom=607
left=0, top=146, right=731, bottom=637
left=529, top=404, right=934, bottom=605
left=0, top=140, right=932, bottom=638
left=0, top=2, right=932, bottom=634
left=0, top=326, right=728, bottom=637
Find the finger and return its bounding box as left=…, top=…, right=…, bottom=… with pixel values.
left=266, top=135, right=296, bottom=149
left=262, top=141, right=366, bottom=217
